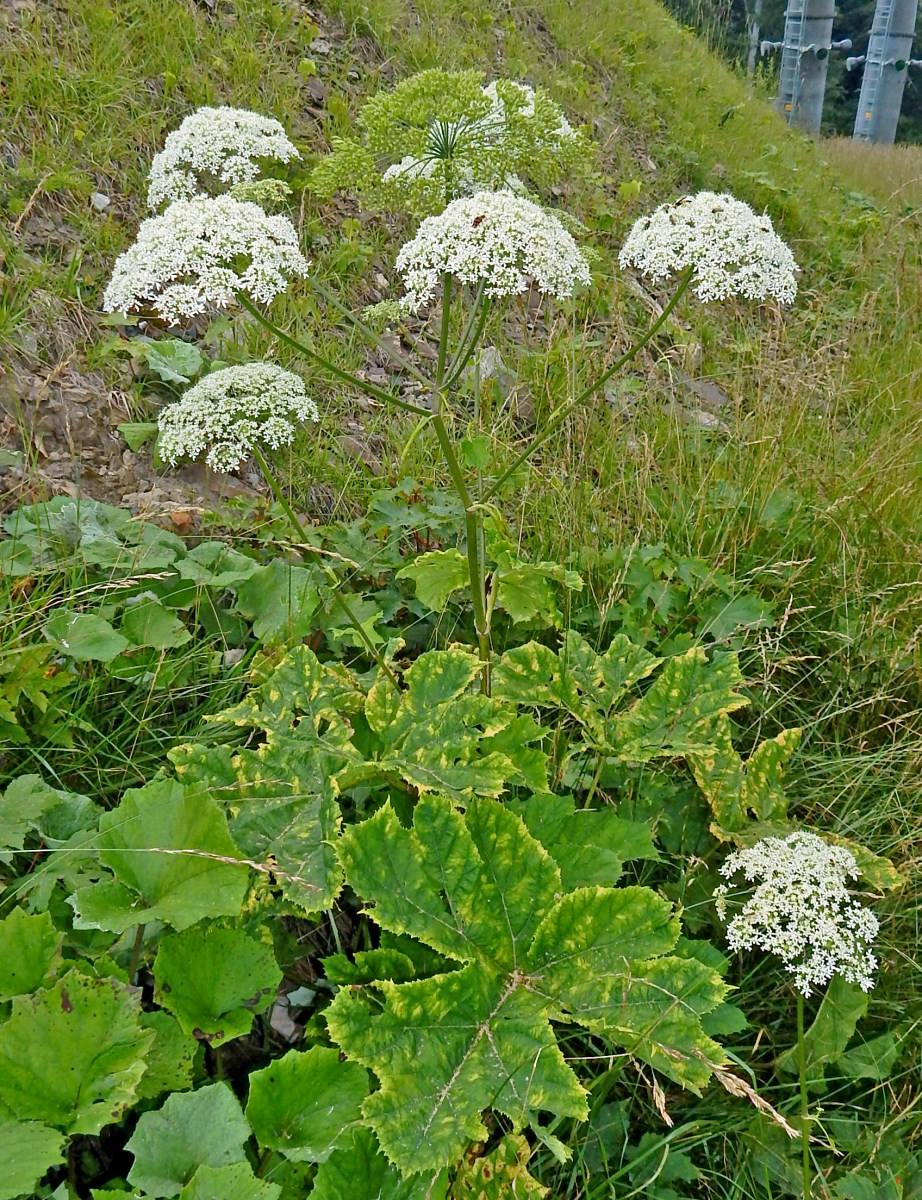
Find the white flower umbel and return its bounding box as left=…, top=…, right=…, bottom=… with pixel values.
left=395, top=190, right=590, bottom=311
left=619, top=191, right=799, bottom=304
left=157, top=363, right=319, bottom=472
left=103, top=195, right=309, bottom=324
left=715, top=832, right=879, bottom=996
left=147, top=106, right=300, bottom=209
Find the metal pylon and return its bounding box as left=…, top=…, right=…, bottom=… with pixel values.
left=853, top=0, right=920, bottom=142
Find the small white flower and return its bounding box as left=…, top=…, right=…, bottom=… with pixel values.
left=395, top=190, right=590, bottom=311
left=619, top=191, right=799, bottom=304
left=103, top=195, right=309, bottom=324
left=147, top=106, right=300, bottom=209
left=715, top=831, right=879, bottom=996
left=157, top=363, right=319, bottom=471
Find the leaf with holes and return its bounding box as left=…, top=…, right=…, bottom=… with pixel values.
left=0, top=971, right=154, bottom=1134
left=154, top=925, right=282, bottom=1046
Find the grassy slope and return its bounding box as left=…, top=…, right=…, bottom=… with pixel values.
left=2, top=0, right=922, bottom=1188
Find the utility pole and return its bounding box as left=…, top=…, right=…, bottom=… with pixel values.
left=761, top=1, right=852, bottom=132
left=849, top=0, right=921, bottom=142
left=747, top=0, right=764, bottom=76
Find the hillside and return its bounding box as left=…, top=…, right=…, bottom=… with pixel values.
left=1, top=0, right=921, bottom=1196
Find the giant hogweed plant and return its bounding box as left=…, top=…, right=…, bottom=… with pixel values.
left=0, top=78, right=847, bottom=1198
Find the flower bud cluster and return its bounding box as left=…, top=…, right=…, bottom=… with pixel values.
left=147, top=106, right=300, bottom=210
left=103, top=195, right=309, bottom=323
left=157, top=363, right=318, bottom=471
left=619, top=191, right=799, bottom=304
left=715, top=832, right=879, bottom=996
left=395, top=190, right=591, bottom=311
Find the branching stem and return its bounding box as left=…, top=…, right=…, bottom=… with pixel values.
left=480, top=265, right=694, bottom=503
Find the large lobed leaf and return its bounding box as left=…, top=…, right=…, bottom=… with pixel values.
left=328, top=796, right=727, bottom=1174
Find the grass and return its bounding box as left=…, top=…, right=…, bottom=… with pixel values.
left=3, top=0, right=922, bottom=1193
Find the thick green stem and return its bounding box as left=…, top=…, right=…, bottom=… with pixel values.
left=128, top=923, right=146, bottom=982
left=251, top=446, right=399, bottom=688
left=430, top=412, right=491, bottom=694
left=798, top=991, right=811, bottom=1200
left=481, top=266, right=694, bottom=504
left=435, top=272, right=454, bottom=388
left=237, top=293, right=430, bottom=417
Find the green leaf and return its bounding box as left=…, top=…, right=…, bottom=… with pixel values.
left=612, top=648, right=747, bottom=761
left=120, top=595, right=192, bottom=650
left=329, top=796, right=725, bottom=1173
left=126, top=1083, right=251, bottom=1198
left=510, top=793, right=656, bottom=890
left=0, top=971, right=154, bottom=1134
left=696, top=592, right=773, bottom=642
left=836, top=1032, right=901, bottom=1082
left=776, top=977, right=869, bottom=1083
left=396, top=548, right=469, bottom=611
left=118, top=421, right=159, bottom=452
left=180, top=1164, right=281, bottom=1200
left=137, top=1012, right=196, bottom=1100
left=0, top=908, right=62, bottom=1000
left=246, top=1046, right=367, bottom=1163
left=0, top=775, right=90, bottom=863
left=176, top=542, right=261, bottom=588
left=154, top=924, right=282, bottom=1046
left=689, top=724, right=800, bottom=832
left=233, top=560, right=320, bottom=641
left=70, top=779, right=248, bottom=933
left=311, top=1128, right=447, bottom=1200
left=144, top=339, right=204, bottom=384
left=44, top=612, right=129, bottom=663
left=172, top=739, right=343, bottom=916
left=0, top=1116, right=67, bottom=1200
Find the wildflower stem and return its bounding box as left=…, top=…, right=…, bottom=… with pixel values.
left=251, top=445, right=400, bottom=688
left=435, top=272, right=454, bottom=388
left=443, top=280, right=488, bottom=384
left=798, top=991, right=811, bottom=1200
left=480, top=265, right=694, bottom=504
left=306, top=276, right=432, bottom=386
left=236, top=293, right=430, bottom=417
left=429, top=411, right=492, bottom=695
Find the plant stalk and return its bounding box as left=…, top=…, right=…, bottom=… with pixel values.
left=798, top=990, right=811, bottom=1200
left=237, top=293, right=430, bottom=417
left=251, top=445, right=399, bottom=687
left=430, top=412, right=491, bottom=694
left=481, top=265, right=694, bottom=503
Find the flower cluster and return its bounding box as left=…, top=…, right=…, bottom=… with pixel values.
left=103, top=195, right=309, bottom=324
left=395, top=191, right=591, bottom=311
left=619, top=191, right=799, bottom=304
left=715, top=832, right=879, bottom=996
left=157, top=363, right=319, bottom=471
left=147, top=106, right=300, bottom=209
